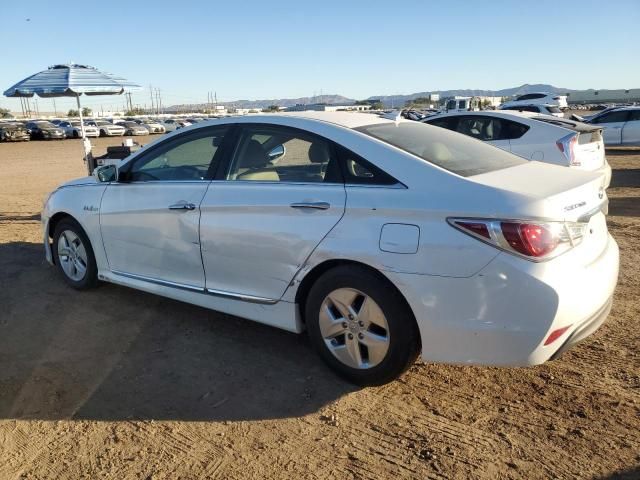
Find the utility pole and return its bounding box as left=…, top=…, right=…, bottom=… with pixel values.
left=52, top=98, right=57, bottom=116
left=149, top=85, right=155, bottom=115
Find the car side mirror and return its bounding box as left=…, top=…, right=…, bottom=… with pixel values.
left=94, top=164, right=117, bottom=183
left=267, top=144, right=285, bottom=162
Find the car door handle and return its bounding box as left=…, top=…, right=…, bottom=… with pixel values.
left=290, top=201, right=330, bottom=210
left=168, top=202, right=196, bottom=210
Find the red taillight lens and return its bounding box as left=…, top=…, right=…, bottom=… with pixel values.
left=501, top=222, right=559, bottom=257
left=556, top=133, right=580, bottom=166
left=450, top=218, right=582, bottom=261
left=454, top=221, right=491, bottom=239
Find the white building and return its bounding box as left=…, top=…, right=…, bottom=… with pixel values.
left=567, top=89, right=640, bottom=104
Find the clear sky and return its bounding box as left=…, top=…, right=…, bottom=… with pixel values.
left=1, top=0, right=638, bottom=113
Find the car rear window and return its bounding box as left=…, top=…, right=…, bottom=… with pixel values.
left=355, top=122, right=526, bottom=177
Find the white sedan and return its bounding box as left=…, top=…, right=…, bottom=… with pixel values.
left=139, top=120, right=166, bottom=134
left=160, top=118, right=191, bottom=132
left=42, top=112, right=619, bottom=385
left=86, top=120, right=126, bottom=137
left=422, top=110, right=611, bottom=187
left=583, top=107, right=640, bottom=146
left=58, top=120, right=100, bottom=138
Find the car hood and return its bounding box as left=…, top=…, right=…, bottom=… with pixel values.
left=59, top=176, right=98, bottom=188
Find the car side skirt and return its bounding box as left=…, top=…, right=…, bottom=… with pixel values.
left=98, top=270, right=303, bottom=333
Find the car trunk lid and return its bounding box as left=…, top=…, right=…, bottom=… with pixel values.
left=470, top=162, right=609, bottom=263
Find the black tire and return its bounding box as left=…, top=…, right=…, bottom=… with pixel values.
left=100, top=129, right=107, bottom=137
left=305, top=265, right=420, bottom=386
left=73, top=130, right=79, bottom=138
left=52, top=218, right=99, bottom=290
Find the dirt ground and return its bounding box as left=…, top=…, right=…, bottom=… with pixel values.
left=0, top=135, right=638, bottom=480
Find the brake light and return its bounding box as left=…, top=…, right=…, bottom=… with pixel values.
left=449, top=218, right=586, bottom=261
left=556, top=133, right=580, bottom=166
left=501, top=222, right=559, bottom=257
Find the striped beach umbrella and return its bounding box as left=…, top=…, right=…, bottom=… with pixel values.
left=4, top=64, right=140, bottom=172
left=4, top=63, right=140, bottom=137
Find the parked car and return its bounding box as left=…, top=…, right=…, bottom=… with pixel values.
left=501, top=92, right=568, bottom=109
left=422, top=111, right=611, bottom=187
left=138, top=119, right=166, bottom=134
left=581, top=107, right=640, bottom=146
left=25, top=121, right=65, bottom=140
left=0, top=122, right=30, bottom=141
left=86, top=120, right=126, bottom=137
left=500, top=104, right=564, bottom=118
left=58, top=121, right=100, bottom=138
left=42, top=112, right=618, bottom=385
left=160, top=118, right=191, bottom=132
left=50, top=119, right=64, bottom=126
left=118, top=121, right=149, bottom=136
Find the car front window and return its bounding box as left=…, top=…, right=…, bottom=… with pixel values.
left=128, top=127, right=229, bottom=182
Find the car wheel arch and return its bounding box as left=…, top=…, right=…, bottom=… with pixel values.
left=294, top=259, right=416, bottom=329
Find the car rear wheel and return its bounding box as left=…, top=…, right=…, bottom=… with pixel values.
left=305, top=265, right=420, bottom=386
left=52, top=219, right=99, bottom=290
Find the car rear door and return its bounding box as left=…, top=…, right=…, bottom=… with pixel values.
left=621, top=110, right=640, bottom=145
left=99, top=125, right=230, bottom=289
left=199, top=124, right=346, bottom=302
left=592, top=110, right=630, bottom=145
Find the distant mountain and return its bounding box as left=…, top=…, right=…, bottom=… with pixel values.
left=166, top=84, right=587, bottom=111
left=167, top=94, right=355, bottom=111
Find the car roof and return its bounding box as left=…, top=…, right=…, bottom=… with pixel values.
left=268, top=111, right=397, bottom=129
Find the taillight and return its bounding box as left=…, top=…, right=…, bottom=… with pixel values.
left=449, top=218, right=586, bottom=261
left=501, top=222, right=559, bottom=257
left=556, top=133, right=580, bottom=166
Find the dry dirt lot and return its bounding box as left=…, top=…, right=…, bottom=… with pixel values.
left=0, top=136, right=638, bottom=480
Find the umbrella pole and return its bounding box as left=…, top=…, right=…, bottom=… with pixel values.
left=76, top=94, right=93, bottom=175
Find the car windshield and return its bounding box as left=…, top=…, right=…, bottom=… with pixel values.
left=355, top=122, right=526, bottom=177
left=547, top=106, right=561, bottom=113
left=35, top=121, right=55, bottom=128
left=96, top=121, right=111, bottom=126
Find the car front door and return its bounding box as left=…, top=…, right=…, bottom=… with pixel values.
left=199, top=124, right=346, bottom=302
left=621, top=110, right=640, bottom=145
left=592, top=110, right=630, bottom=145
left=99, top=125, right=230, bottom=289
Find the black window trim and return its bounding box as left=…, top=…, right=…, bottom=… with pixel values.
left=118, top=124, right=237, bottom=183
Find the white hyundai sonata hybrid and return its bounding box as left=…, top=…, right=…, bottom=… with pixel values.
left=42, top=112, right=619, bottom=385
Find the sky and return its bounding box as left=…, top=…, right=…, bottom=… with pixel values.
left=1, top=0, right=638, bottom=113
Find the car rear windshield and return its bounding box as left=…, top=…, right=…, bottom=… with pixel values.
left=355, top=122, right=526, bottom=177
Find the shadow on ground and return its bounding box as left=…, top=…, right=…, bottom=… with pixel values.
left=608, top=168, right=640, bottom=189
left=0, top=242, right=355, bottom=422
left=596, top=466, right=640, bottom=480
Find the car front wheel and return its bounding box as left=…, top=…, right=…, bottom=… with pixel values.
left=52, top=218, right=99, bottom=290
left=305, top=265, right=420, bottom=386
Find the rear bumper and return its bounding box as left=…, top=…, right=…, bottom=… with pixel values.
left=549, top=296, right=612, bottom=360
left=385, top=234, right=619, bottom=366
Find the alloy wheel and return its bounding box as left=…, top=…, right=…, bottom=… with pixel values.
left=319, top=288, right=390, bottom=369
left=57, top=230, right=88, bottom=281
